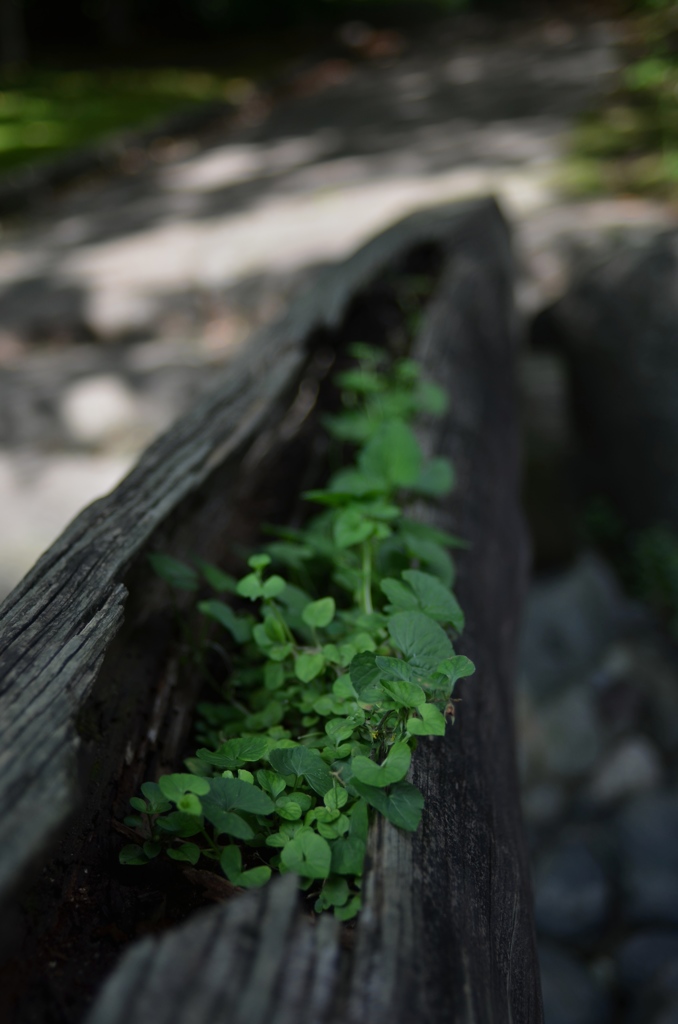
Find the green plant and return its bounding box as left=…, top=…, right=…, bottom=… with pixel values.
left=566, top=1, right=678, bottom=199
left=120, top=344, right=474, bottom=920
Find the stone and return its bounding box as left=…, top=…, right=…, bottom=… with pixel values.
left=616, top=930, right=678, bottom=991
left=653, top=1000, right=678, bottom=1024
left=518, top=683, right=601, bottom=785
left=534, top=840, right=610, bottom=941
left=539, top=229, right=678, bottom=531
left=59, top=374, right=140, bottom=448
left=587, top=736, right=663, bottom=806
left=617, top=794, right=678, bottom=927
left=518, top=553, right=626, bottom=702
left=522, top=782, right=567, bottom=827
left=539, top=942, right=610, bottom=1024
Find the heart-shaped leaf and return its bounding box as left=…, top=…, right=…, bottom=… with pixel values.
left=158, top=774, right=210, bottom=804
left=295, top=652, right=325, bottom=683
left=302, top=597, right=336, bottom=629
left=269, top=746, right=333, bottom=796
left=281, top=830, right=332, bottom=879
left=352, top=779, right=424, bottom=832
left=351, top=741, right=411, bottom=788
left=407, top=702, right=446, bottom=736
left=387, top=611, right=453, bottom=670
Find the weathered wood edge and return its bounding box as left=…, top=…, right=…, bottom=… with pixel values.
left=84, top=205, right=542, bottom=1024
left=0, top=197, right=501, bottom=909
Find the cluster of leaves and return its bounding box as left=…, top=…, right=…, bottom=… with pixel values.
left=120, top=344, right=474, bottom=920
left=568, top=0, right=678, bottom=199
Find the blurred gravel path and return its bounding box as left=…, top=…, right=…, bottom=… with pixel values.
left=0, top=13, right=674, bottom=599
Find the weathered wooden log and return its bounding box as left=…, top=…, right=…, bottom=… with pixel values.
left=0, top=197, right=540, bottom=1024
left=533, top=228, right=678, bottom=532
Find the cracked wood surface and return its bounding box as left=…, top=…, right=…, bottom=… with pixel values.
left=78, top=199, right=542, bottom=1024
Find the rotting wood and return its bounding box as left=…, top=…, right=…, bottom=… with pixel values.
left=0, top=200, right=484, bottom=914
left=79, top=207, right=542, bottom=1024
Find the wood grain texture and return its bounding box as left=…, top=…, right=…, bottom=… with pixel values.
left=82, top=202, right=542, bottom=1024
left=0, top=199, right=502, bottom=912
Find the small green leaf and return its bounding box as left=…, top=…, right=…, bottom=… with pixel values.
left=407, top=703, right=446, bottom=736
left=248, top=554, right=271, bottom=571
left=155, top=812, right=203, bottom=838
left=219, top=845, right=243, bottom=881
left=381, top=677, right=426, bottom=709
left=324, top=786, right=349, bottom=812
left=205, top=809, right=254, bottom=840
left=330, top=836, right=366, bottom=876
left=204, top=776, right=275, bottom=815
left=359, top=419, right=421, bottom=488
left=148, top=553, right=198, bottom=591
left=119, top=844, right=148, bottom=866
left=256, top=769, right=287, bottom=798
left=380, top=577, right=419, bottom=611
left=198, top=600, right=252, bottom=643
left=269, top=746, right=333, bottom=796
left=334, top=509, right=374, bottom=549
left=262, top=575, right=286, bottom=599
left=351, top=741, right=411, bottom=788
left=177, top=793, right=203, bottom=816
left=352, top=779, right=424, bottom=832
left=236, top=573, right=263, bottom=600
left=129, top=797, right=147, bottom=814
left=295, top=652, right=325, bottom=683
left=268, top=643, right=294, bottom=662
left=349, top=799, right=369, bottom=842
left=414, top=458, right=455, bottom=497
left=335, top=895, right=362, bottom=921
left=302, top=597, right=336, bottom=629
left=281, top=831, right=332, bottom=879
left=402, top=534, right=454, bottom=587
left=350, top=651, right=385, bottom=702
left=277, top=798, right=303, bottom=821
left=239, top=866, right=272, bottom=889
left=387, top=611, right=453, bottom=669
left=401, top=570, right=464, bottom=631
left=316, top=814, right=350, bottom=840
left=167, top=842, right=200, bottom=865
left=264, top=661, right=285, bottom=691
left=264, top=614, right=287, bottom=643
left=332, top=675, right=357, bottom=700
left=158, top=774, right=210, bottom=804
left=326, top=719, right=354, bottom=746
left=265, top=832, right=288, bottom=848
left=196, top=735, right=271, bottom=770
left=317, top=876, right=350, bottom=910
left=416, top=380, right=447, bottom=415
left=336, top=368, right=385, bottom=394
left=436, top=655, right=476, bottom=686
left=197, top=561, right=237, bottom=593
left=374, top=655, right=420, bottom=683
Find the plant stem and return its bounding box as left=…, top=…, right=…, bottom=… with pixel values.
left=361, top=540, right=373, bottom=615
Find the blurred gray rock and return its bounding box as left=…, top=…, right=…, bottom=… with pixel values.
left=617, top=794, right=678, bottom=927
left=519, top=554, right=626, bottom=701
left=538, top=230, right=678, bottom=531
left=518, top=683, right=601, bottom=785
left=616, top=931, right=678, bottom=991
left=534, top=840, right=609, bottom=941
left=522, top=782, right=567, bottom=827
left=588, top=737, right=663, bottom=807
left=60, top=374, right=139, bottom=447
left=539, top=943, right=610, bottom=1024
